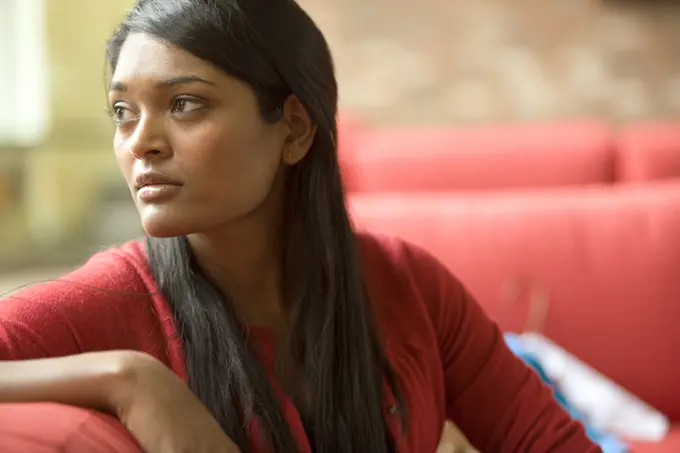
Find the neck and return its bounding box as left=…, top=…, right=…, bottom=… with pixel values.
left=187, top=211, right=285, bottom=328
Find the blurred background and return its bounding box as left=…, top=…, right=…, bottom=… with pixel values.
left=2, top=1, right=680, bottom=449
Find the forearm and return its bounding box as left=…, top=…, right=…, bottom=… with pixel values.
left=0, top=350, right=139, bottom=414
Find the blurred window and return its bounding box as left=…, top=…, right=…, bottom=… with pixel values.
left=0, top=0, right=48, bottom=147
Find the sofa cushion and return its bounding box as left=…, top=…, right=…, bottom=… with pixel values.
left=344, top=120, right=616, bottom=193
left=617, top=121, right=680, bottom=183
left=349, top=181, right=680, bottom=419
left=630, top=425, right=680, bottom=453
left=0, top=403, right=142, bottom=453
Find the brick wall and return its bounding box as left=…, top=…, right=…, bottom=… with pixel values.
left=300, top=0, right=680, bottom=124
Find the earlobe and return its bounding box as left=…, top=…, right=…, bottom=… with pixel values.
left=284, top=149, right=299, bottom=165
left=281, top=95, right=317, bottom=166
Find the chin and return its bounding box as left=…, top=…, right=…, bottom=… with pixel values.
left=142, top=224, right=185, bottom=238
left=139, top=208, right=200, bottom=239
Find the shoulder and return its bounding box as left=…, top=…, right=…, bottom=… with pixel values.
left=357, top=231, right=466, bottom=305
left=3, top=240, right=150, bottom=304
left=356, top=232, right=469, bottom=341
left=0, top=240, right=179, bottom=365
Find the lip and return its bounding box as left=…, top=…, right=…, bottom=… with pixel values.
left=134, top=171, right=182, bottom=189
left=133, top=171, right=183, bottom=202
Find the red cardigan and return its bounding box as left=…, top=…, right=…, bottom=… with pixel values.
left=0, top=233, right=600, bottom=453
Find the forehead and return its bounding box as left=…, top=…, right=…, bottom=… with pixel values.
left=112, top=32, right=222, bottom=83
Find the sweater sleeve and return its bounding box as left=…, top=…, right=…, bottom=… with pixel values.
left=406, top=244, right=602, bottom=453
left=0, top=250, right=162, bottom=453
left=0, top=249, right=171, bottom=365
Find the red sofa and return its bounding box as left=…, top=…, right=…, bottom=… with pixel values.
left=340, top=117, right=680, bottom=452
left=339, top=118, right=680, bottom=192
left=341, top=120, right=617, bottom=192
left=0, top=403, right=142, bottom=453
left=617, top=121, right=680, bottom=184
left=350, top=183, right=680, bottom=440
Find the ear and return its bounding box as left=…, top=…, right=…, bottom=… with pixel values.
left=281, top=94, right=317, bottom=166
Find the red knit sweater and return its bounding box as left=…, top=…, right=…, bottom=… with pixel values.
left=0, top=233, right=600, bottom=452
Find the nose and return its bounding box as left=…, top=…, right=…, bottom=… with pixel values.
left=126, top=114, right=172, bottom=161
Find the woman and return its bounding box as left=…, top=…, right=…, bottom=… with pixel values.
left=0, top=0, right=601, bottom=452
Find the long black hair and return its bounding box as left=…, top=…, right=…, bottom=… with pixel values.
left=106, top=1, right=402, bottom=452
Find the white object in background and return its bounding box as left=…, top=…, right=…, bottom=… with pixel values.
left=0, top=0, right=49, bottom=146
left=516, top=332, right=669, bottom=442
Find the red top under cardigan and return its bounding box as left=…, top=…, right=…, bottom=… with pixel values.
left=0, top=233, right=600, bottom=452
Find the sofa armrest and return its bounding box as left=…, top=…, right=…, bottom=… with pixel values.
left=0, top=402, right=142, bottom=453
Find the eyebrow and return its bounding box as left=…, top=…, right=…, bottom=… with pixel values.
left=109, top=75, right=216, bottom=92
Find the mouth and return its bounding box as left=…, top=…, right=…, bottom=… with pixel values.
left=133, top=172, right=183, bottom=202
left=134, top=170, right=182, bottom=187
left=135, top=181, right=182, bottom=190
left=136, top=183, right=182, bottom=203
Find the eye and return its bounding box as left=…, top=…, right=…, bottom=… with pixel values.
left=111, top=103, right=137, bottom=124
left=172, top=97, right=204, bottom=115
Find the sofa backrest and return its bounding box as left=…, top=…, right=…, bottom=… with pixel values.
left=349, top=181, right=680, bottom=419
left=617, top=121, right=680, bottom=183
left=343, top=121, right=617, bottom=193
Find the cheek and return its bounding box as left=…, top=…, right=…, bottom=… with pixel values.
left=113, top=136, right=134, bottom=184
left=182, top=122, right=283, bottom=207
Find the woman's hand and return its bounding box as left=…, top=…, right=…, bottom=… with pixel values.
left=110, top=351, right=240, bottom=453
left=436, top=420, right=480, bottom=453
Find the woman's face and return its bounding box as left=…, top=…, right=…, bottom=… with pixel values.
left=109, top=33, right=289, bottom=238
